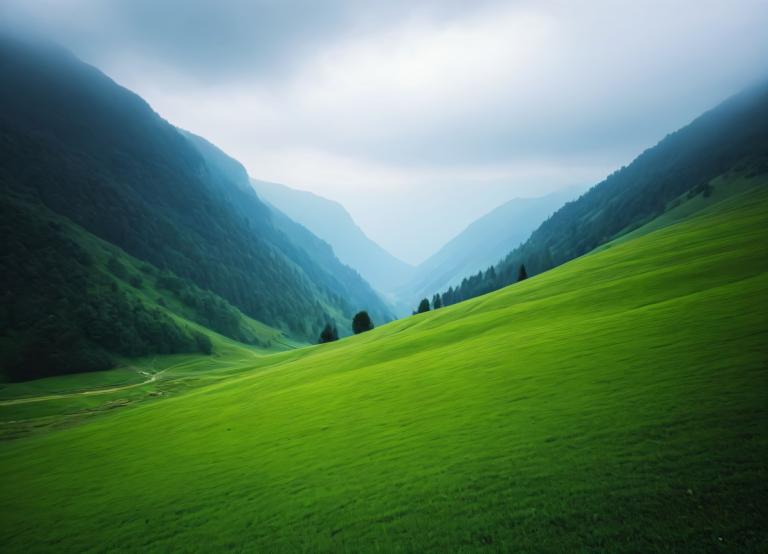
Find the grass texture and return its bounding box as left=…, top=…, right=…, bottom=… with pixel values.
left=0, top=178, right=766, bottom=552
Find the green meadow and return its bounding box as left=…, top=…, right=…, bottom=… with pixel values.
left=0, top=177, right=766, bottom=551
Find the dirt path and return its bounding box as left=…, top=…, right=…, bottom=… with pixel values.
left=0, top=368, right=165, bottom=407
left=0, top=351, right=270, bottom=408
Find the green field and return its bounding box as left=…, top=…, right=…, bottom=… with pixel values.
left=1, top=177, right=766, bottom=552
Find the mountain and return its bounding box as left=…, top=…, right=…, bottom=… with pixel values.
left=185, top=133, right=393, bottom=328
left=3, top=172, right=765, bottom=550
left=398, top=188, right=579, bottom=308
left=0, top=36, right=390, bottom=380
left=440, top=80, right=768, bottom=306
left=251, top=179, right=414, bottom=292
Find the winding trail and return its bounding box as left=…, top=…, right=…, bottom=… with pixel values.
left=0, top=368, right=165, bottom=407
left=0, top=346, right=278, bottom=407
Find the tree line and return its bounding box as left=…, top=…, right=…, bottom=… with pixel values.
left=415, top=264, right=528, bottom=311
left=316, top=264, right=529, bottom=345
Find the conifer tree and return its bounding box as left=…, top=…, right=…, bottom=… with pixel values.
left=432, top=294, right=443, bottom=309
left=444, top=286, right=454, bottom=306
left=517, top=264, right=528, bottom=282
left=416, top=298, right=431, bottom=313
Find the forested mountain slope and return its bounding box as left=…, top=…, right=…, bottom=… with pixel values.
left=0, top=191, right=299, bottom=380
left=184, top=133, right=393, bottom=327
left=2, top=173, right=765, bottom=551
left=440, top=80, right=768, bottom=305
left=251, top=179, right=414, bottom=292
left=0, top=36, right=388, bottom=379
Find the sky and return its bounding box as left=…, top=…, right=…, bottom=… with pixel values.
left=3, top=1, right=768, bottom=264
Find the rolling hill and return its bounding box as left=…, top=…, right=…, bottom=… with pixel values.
left=1, top=171, right=765, bottom=551
left=0, top=36, right=390, bottom=380
left=251, top=179, right=415, bottom=292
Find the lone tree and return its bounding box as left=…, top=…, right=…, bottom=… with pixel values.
left=416, top=298, right=431, bottom=313
left=517, top=264, right=528, bottom=282
left=318, top=323, right=339, bottom=344
left=431, top=293, right=443, bottom=309
left=352, top=311, right=374, bottom=334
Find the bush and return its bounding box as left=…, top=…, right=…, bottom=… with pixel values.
left=193, top=331, right=213, bottom=355
left=318, top=324, right=339, bottom=344
left=352, top=311, right=374, bottom=334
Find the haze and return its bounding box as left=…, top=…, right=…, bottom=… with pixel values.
left=3, top=0, right=767, bottom=263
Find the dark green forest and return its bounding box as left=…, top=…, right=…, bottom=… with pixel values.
left=0, top=37, right=391, bottom=379
left=440, top=81, right=768, bottom=306
left=0, top=196, right=211, bottom=381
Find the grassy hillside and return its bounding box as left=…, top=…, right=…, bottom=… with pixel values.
left=0, top=175, right=766, bottom=551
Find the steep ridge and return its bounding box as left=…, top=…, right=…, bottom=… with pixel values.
left=1, top=174, right=765, bottom=550
left=251, top=179, right=415, bottom=292
left=0, top=36, right=389, bottom=379
left=440, top=80, right=768, bottom=306
left=0, top=191, right=294, bottom=380
left=185, top=134, right=393, bottom=328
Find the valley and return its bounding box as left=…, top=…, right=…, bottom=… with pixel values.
left=1, top=12, right=767, bottom=552
left=1, top=174, right=766, bottom=551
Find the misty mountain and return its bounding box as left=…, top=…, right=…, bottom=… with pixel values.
left=0, top=36, right=390, bottom=379
left=251, top=179, right=414, bottom=293
left=184, top=133, right=393, bottom=327
left=398, top=188, right=580, bottom=308
left=439, top=80, right=768, bottom=306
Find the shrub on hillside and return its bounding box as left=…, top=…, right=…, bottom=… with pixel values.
left=352, top=311, right=374, bottom=334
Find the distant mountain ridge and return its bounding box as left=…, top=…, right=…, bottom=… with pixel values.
left=185, top=134, right=393, bottom=328
left=396, top=188, right=580, bottom=310
left=252, top=179, right=580, bottom=315
left=439, top=79, right=768, bottom=306
left=251, top=179, right=415, bottom=293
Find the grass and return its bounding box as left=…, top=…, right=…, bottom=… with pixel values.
left=0, top=176, right=766, bottom=552
left=0, top=367, right=148, bottom=401
left=0, top=339, right=269, bottom=440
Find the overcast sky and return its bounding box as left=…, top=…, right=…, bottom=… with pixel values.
left=4, top=0, right=768, bottom=264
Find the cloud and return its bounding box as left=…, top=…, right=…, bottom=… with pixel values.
left=3, top=0, right=768, bottom=262
left=1, top=0, right=495, bottom=82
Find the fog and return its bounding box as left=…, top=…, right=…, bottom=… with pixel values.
left=4, top=0, right=767, bottom=263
